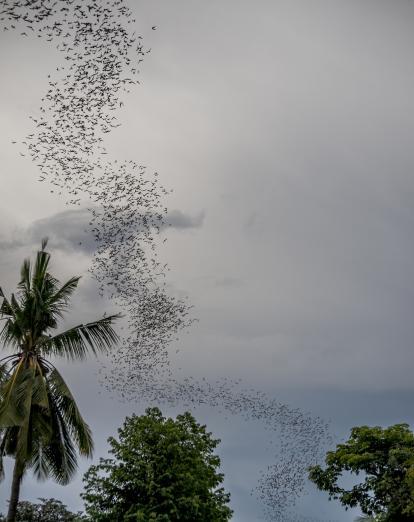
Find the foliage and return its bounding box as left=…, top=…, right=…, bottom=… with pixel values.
left=0, top=240, right=119, bottom=520
left=308, top=424, right=414, bottom=521
left=82, top=407, right=233, bottom=521
left=0, top=498, right=85, bottom=521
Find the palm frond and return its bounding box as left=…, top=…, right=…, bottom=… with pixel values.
left=1, top=294, right=25, bottom=346
left=38, top=314, right=120, bottom=361
left=17, top=258, right=32, bottom=296
left=10, top=293, right=23, bottom=315
left=31, top=371, right=50, bottom=410
left=15, top=413, right=31, bottom=468
left=42, top=398, right=78, bottom=484
left=30, top=406, right=52, bottom=445
left=28, top=407, right=54, bottom=481
left=33, top=247, right=50, bottom=286
left=1, top=426, right=19, bottom=456
left=45, top=276, right=81, bottom=320
left=0, top=358, right=39, bottom=429
left=51, top=276, right=81, bottom=306
left=47, top=366, right=93, bottom=457
left=0, top=359, right=27, bottom=427
left=0, top=292, right=13, bottom=317
left=9, top=363, right=36, bottom=467
left=0, top=426, right=19, bottom=481
left=0, top=361, right=12, bottom=387
left=0, top=428, right=8, bottom=481
left=30, top=444, right=49, bottom=482
left=0, top=318, right=22, bottom=349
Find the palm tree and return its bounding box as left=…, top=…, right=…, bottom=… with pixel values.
left=0, top=239, right=119, bottom=522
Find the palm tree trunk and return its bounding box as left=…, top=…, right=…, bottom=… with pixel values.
left=6, top=459, right=23, bottom=522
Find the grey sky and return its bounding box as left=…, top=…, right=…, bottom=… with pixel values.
left=1, top=1, right=414, bottom=520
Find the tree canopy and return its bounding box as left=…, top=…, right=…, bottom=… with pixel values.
left=82, top=407, right=233, bottom=521
left=308, top=424, right=414, bottom=521
left=0, top=498, right=84, bottom=522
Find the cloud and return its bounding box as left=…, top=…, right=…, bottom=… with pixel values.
left=0, top=207, right=205, bottom=254
left=167, top=209, right=205, bottom=229
left=0, top=208, right=95, bottom=253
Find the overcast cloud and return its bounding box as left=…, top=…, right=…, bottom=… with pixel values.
left=1, top=1, right=414, bottom=520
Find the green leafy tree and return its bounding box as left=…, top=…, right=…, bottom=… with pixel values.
left=0, top=497, right=85, bottom=521
left=0, top=240, right=119, bottom=522
left=308, top=424, right=414, bottom=521
left=82, top=407, right=233, bottom=521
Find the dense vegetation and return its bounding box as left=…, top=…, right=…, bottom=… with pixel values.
left=0, top=498, right=84, bottom=522
left=309, top=424, right=414, bottom=521
left=82, top=407, right=233, bottom=521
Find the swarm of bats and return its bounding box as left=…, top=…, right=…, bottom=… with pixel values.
left=0, top=1, right=330, bottom=519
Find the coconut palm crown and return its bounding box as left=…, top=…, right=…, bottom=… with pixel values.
left=0, top=239, right=119, bottom=521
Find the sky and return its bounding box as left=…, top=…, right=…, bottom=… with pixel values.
left=1, top=0, right=414, bottom=520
